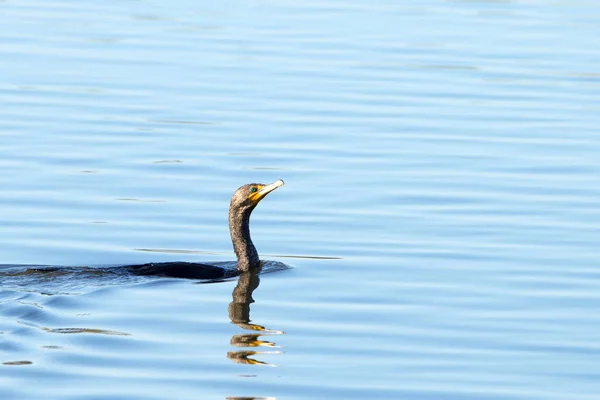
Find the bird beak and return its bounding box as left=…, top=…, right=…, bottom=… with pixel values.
left=249, top=179, right=284, bottom=202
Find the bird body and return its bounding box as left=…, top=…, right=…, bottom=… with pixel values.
left=127, top=261, right=234, bottom=279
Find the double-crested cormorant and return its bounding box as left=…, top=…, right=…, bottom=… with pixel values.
left=127, top=180, right=284, bottom=279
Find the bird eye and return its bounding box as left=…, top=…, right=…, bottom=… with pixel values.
left=250, top=187, right=258, bottom=193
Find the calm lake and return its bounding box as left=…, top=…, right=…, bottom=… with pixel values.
left=2, top=0, right=600, bottom=399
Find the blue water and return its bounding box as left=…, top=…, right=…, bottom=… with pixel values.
left=2, top=0, right=600, bottom=399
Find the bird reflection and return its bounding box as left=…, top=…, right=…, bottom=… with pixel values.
left=227, top=267, right=283, bottom=366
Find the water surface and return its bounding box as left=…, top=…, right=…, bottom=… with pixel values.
left=1, top=0, right=600, bottom=399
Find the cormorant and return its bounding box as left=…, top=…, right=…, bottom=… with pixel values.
left=126, top=180, right=284, bottom=279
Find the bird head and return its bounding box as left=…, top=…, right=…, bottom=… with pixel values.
left=230, top=179, right=285, bottom=212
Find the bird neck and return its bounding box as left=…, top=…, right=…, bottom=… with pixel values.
left=229, top=206, right=260, bottom=272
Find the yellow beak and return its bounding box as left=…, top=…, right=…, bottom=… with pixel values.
left=249, top=179, right=284, bottom=202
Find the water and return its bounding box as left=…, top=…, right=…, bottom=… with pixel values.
left=2, top=0, right=600, bottom=398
